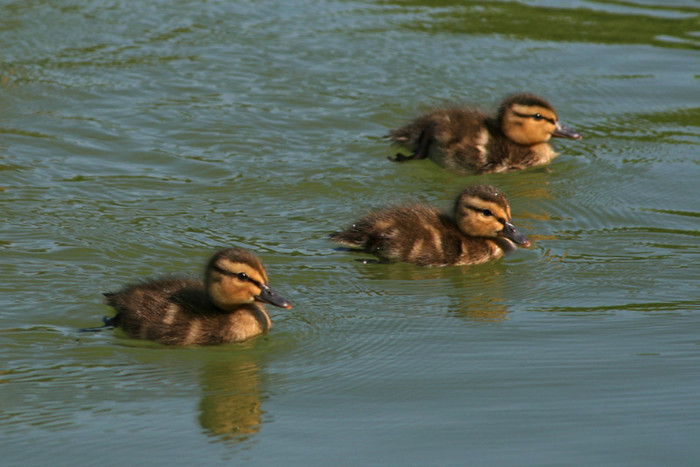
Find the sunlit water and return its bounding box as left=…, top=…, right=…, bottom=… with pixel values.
left=1, top=0, right=699, bottom=464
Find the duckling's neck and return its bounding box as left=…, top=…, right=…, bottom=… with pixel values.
left=222, top=303, right=273, bottom=339
left=493, top=236, right=517, bottom=252
left=527, top=142, right=558, bottom=165
left=211, top=297, right=259, bottom=314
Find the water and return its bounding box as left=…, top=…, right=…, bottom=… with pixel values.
left=1, top=0, right=699, bottom=464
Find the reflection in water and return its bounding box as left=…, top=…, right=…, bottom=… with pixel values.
left=350, top=260, right=512, bottom=322
left=451, top=295, right=508, bottom=322
left=445, top=267, right=510, bottom=321
left=198, top=356, right=264, bottom=444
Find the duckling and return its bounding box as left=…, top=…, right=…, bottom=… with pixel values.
left=93, top=248, right=291, bottom=346
left=388, top=93, right=581, bottom=173
left=330, top=184, right=530, bottom=267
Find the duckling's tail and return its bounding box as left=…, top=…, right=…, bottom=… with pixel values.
left=78, top=316, right=117, bottom=333
left=329, top=230, right=367, bottom=248
left=387, top=120, right=426, bottom=146
left=387, top=121, right=435, bottom=163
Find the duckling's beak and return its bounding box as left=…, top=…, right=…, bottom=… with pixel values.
left=256, top=284, right=292, bottom=309
left=498, top=222, right=531, bottom=248
left=552, top=121, right=582, bottom=139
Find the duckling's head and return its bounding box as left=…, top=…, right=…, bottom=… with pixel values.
left=498, top=93, right=581, bottom=146
left=204, top=248, right=292, bottom=311
left=453, top=185, right=530, bottom=247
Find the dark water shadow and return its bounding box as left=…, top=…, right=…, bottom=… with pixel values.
left=387, top=0, right=700, bottom=50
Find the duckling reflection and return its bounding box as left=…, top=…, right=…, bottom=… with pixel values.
left=94, top=248, right=292, bottom=345
left=198, top=355, right=263, bottom=443
left=451, top=292, right=509, bottom=322
left=347, top=261, right=510, bottom=321
left=330, top=185, right=530, bottom=267
left=388, top=93, right=581, bottom=173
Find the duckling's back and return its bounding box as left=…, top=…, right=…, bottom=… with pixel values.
left=389, top=107, right=484, bottom=146
left=389, top=107, right=499, bottom=172
left=105, top=277, right=271, bottom=345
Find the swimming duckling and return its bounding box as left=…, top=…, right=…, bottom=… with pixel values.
left=95, top=248, right=291, bottom=345
left=330, top=185, right=530, bottom=267
left=388, top=93, right=581, bottom=173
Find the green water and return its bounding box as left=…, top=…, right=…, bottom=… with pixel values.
left=2, top=0, right=699, bottom=464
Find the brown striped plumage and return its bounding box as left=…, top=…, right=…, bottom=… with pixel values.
left=388, top=93, right=581, bottom=173
left=330, top=185, right=530, bottom=267
left=98, top=248, right=291, bottom=346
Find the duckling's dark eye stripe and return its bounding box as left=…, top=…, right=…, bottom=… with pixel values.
left=212, top=265, right=262, bottom=288
left=466, top=206, right=508, bottom=224
left=467, top=206, right=493, bottom=216
left=512, top=111, right=555, bottom=125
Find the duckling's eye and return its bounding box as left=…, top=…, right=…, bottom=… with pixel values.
left=533, top=113, right=543, bottom=121
left=236, top=272, right=248, bottom=281
left=481, top=209, right=493, bottom=217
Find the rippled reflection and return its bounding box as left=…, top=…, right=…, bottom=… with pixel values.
left=198, top=357, right=264, bottom=443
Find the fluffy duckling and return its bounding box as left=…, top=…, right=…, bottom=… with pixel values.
left=95, top=248, right=292, bottom=346
left=330, top=185, right=530, bottom=267
left=388, top=93, right=581, bottom=173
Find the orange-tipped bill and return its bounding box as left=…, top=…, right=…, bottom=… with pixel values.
left=256, top=284, right=292, bottom=309
left=499, top=222, right=530, bottom=248
left=552, top=121, right=582, bottom=139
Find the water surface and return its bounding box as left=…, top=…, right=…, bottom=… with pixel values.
left=1, top=0, right=699, bottom=465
